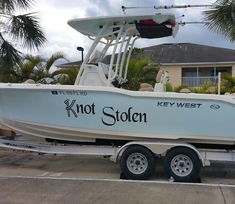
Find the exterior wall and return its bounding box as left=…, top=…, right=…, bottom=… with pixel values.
left=233, top=65, right=235, bottom=76
left=160, top=63, right=235, bottom=87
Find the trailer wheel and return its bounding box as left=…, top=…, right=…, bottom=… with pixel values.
left=164, top=147, right=201, bottom=182
left=120, top=146, right=155, bottom=180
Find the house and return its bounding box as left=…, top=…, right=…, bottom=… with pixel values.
left=58, top=60, right=82, bottom=68
left=58, top=43, right=235, bottom=87
left=144, top=43, right=235, bottom=87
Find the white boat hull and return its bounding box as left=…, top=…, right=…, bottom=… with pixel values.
left=1, top=84, right=235, bottom=144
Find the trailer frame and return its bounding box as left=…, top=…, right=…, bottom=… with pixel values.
left=0, top=136, right=235, bottom=182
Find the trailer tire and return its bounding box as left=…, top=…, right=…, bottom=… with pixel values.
left=120, top=145, right=155, bottom=180
left=164, top=147, right=201, bottom=182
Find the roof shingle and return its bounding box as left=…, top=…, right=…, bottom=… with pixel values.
left=58, top=43, right=235, bottom=68
left=144, top=43, right=235, bottom=64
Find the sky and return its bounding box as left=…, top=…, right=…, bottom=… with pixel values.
left=26, top=0, right=235, bottom=64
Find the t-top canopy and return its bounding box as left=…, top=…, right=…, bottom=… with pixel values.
left=68, top=14, right=178, bottom=39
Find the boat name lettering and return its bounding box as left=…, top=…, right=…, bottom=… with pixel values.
left=64, top=100, right=147, bottom=126
left=52, top=90, right=87, bottom=96
left=64, top=99, right=95, bottom=118
left=102, top=107, right=147, bottom=126
left=157, top=102, right=202, bottom=109
left=64, top=99, right=147, bottom=126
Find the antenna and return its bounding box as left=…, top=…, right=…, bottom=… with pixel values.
left=178, top=21, right=211, bottom=26
left=232, top=3, right=235, bottom=20
left=154, top=4, right=212, bottom=10
left=122, top=4, right=212, bottom=14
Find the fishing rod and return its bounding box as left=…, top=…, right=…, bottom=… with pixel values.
left=121, top=4, right=212, bottom=14
left=178, top=21, right=210, bottom=26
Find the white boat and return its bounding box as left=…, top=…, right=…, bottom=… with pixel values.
left=1, top=14, right=235, bottom=145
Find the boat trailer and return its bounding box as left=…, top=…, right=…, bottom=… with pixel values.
left=0, top=136, right=235, bottom=182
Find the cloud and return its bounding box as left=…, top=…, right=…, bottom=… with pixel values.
left=85, top=0, right=117, bottom=16
left=28, top=0, right=235, bottom=63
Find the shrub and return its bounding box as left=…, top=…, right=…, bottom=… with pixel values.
left=166, top=83, right=173, bottom=92
left=174, top=85, right=191, bottom=93
left=193, top=81, right=216, bottom=94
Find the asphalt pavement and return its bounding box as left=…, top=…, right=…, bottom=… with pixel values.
left=0, top=148, right=235, bottom=204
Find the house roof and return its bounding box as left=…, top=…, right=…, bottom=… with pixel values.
left=144, top=43, right=235, bottom=64
left=57, top=43, right=235, bottom=68
left=57, top=60, right=82, bottom=68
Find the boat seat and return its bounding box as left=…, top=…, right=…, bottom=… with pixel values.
left=79, top=63, right=114, bottom=87
left=99, top=63, right=121, bottom=87
left=156, top=70, right=164, bottom=83
left=154, top=70, right=169, bottom=92
left=99, top=62, right=110, bottom=78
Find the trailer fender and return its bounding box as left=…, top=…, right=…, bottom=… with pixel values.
left=112, top=141, right=207, bottom=166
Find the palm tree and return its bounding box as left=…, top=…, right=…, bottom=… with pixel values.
left=12, top=52, right=68, bottom=83
left=204, top=0, right=235, bottom=41
left=51, top=66, right=80, bottom=85
left=121, top=48, right=160, bottom=90
left=12, top=55, right=44, bottom=82
left=122, top=59, right=159, bottom=90
left=220, top=74, right=235, bottom=93
left=0, top=0, right=46, bottom=81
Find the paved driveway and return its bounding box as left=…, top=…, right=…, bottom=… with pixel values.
left=0, top=149, right=235, bottom=204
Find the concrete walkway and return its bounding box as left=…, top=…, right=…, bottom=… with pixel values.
left=0, top=177, right=234, bottom=204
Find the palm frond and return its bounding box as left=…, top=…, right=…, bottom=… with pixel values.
left=128, top=59, right=149, bottom=78
left=0, top=0, right=14, bottom=13
left=16, top=55, right=45, bottom=81
left=0, top=37, right=21, bottom=69
left=9, top=12, right=46, bottom=50
left=123, top=58, right=157, bottom=90
left=203, top=0, right=235, bottom=41
left=24, top=54, right=44, bottom=62
left=138, top=65, right=158, bottom=84
left=45, top=52, right=67, bottom=72
left=0, top=0, right=33, bottom=13
left=14, top=0, right=34, bottom=9
left=51, top=67, right=79, bottom=85
left=20, top=55, right=43, bottom=72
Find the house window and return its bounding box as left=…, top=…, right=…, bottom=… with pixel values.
left=182, top=68, right=197, bottom=87
left=216, top=67, right=232, bottom=75
left=182, top=66, right=232, bottom=87
left=198, top=67, right=215, bottom=86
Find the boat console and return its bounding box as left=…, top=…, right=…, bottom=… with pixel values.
left=68, top=14, right=178, bottom=87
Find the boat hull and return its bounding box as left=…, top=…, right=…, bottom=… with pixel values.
left=1, top=84, right=235, bottom=144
